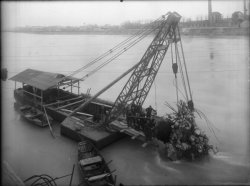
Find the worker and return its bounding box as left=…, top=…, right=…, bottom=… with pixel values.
left=146, top=105, right=155, bottom=118
left=104, top=110, right=110, bottom=124
left=144, top=117, right=157, bottom=141
left=102, top=108, right=109, bottom=123
left=131, top=102, right=136, bottom=114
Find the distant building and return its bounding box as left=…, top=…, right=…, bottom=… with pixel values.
left=211, top=12, right=222, bottom=23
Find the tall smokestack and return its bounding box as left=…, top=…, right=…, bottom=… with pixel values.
left=208, top=0, right=212, bottom=25
left=243, top=0, right=247, bottom=19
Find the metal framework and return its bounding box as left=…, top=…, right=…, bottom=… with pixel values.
left=108, top=12, right=182, bottom=121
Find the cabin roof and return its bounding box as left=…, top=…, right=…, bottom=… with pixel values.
left=9, top=68, right=79, bottom=91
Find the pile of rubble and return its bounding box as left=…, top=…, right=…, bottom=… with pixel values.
left=163, top=100, right=214, bottom=161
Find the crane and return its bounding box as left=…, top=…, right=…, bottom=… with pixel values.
left=108, top=12, right=182, bottom=122
left=67, top=12, right=193, bottom=130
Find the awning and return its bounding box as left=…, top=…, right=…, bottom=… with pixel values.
left=9, top=68, right=79, bottom=91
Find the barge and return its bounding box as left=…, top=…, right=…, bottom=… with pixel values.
left=10, top=68, right=124, bottom=148
left=9, top=12, right=190, bottom=149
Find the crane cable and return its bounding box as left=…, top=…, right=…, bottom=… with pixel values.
left=66, top=26, right=151, bottom=77
left=62, top=23, right=162, bottom=89
left=175, top=39, right=189, bottom=102
left=154, top=79, right=158, bottom=111
left=177, top=26, right=193, bottom=102
left=78, top=18, right=166, bottom=81
left=171, top=41, right=179, bottom=104
left=62, top=16, right=166, bottom=88
left=170, top=25, right=191, bottom=105
left=79, top=23, right=162, bottom=81
left=63, top=15, right=166, bottom=80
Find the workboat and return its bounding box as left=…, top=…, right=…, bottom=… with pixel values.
left=78, top=140, right=116, bottom=186
left=17, top=104, right=53, bottom=127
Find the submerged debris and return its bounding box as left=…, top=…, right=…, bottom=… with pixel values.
left=162, top=100, right=215, bottom=161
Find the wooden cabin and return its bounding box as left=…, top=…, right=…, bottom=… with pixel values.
left=10, top=69, right=113, bottom=123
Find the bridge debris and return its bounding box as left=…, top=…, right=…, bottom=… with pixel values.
left=161, top=100, right=215, bottom=161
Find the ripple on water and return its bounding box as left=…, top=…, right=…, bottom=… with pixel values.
left=155, top=152, right=182, bottom=175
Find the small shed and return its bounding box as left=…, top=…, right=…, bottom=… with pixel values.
left=211, top=12, right=223, bottom=23
left=9, top=68, right=81, bottom=105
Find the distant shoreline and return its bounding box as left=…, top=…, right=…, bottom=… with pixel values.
left=5, top=27, right=250, bottom=36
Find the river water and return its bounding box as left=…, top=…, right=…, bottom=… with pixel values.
left=2, top=33, right=250, bottom=185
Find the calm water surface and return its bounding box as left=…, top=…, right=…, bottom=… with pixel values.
left=2, top=33, right=250, bottom=185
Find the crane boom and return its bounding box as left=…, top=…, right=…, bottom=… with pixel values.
left=108, top=12, right=181, bottom=121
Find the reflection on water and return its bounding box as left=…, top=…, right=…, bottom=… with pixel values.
left=2, top=33, right=250, bottom=185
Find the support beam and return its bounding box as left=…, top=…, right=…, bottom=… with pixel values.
left=43, top=96, right=83, bottom=107
left=60, top=108, right=93, bottom=117
left=22, top=89, right=42, bottom=99
left=56, top=99, right=85, bottom=110
left=67, top=61, right=141, bottom=117
left=78, top=81, right=80, bottom=95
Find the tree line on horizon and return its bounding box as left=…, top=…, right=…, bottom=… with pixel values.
left=11, top=11, right=249, bottom=32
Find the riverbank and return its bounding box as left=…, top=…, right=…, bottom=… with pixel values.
left=6, top=27, right=249, bottom=36
left=182, top=27, right=249, bottom=36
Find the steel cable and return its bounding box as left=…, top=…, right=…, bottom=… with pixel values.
left=177, top=26, right=193, bottom=101
left=63, top=15, right=166, bottom=80
left=79, top=23, right=162, bottom=81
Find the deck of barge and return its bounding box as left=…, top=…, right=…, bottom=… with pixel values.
left=61, top=117, right=125, bottom=149
left=61, top=116, right=152, bottom=149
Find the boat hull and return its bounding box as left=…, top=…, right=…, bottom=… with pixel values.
left=78, top=140, right=115, bottom=186
left=15, top=103, right=52, bottom=127
left=13, top=88, right=114, bottom=123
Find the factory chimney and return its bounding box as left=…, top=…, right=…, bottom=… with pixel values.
left=208, top=0, right=213, bottom=25
left=243, top=0, right=247, bottom=19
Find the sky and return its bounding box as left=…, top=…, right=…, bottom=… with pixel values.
left=2, top=0, right=248, bottom=29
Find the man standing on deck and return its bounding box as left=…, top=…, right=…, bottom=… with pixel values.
left=146, top=105, right=155, bottom=118
left=144, top=118, right=156, bottom=141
